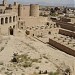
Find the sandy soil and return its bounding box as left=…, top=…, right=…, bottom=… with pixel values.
left=0, top=34, right=75, bottom=75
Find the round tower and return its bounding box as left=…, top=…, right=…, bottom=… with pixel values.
left=30, top=4, right=39, bottom=17
left=18, top=4, right=23, bottom=17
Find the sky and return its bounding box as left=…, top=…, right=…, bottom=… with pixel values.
left=0, top=0, right=75, bottom=7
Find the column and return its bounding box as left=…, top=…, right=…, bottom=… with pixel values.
left=8, top=17, right=9, bottom=23
left=4, top=17, right=5, bottom=25
left=10, top=16, right=12, bottom=23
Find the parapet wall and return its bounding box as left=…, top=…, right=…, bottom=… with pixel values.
left=49, top=38, right=75, bottom=57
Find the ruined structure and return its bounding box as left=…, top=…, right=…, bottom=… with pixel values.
left=0, top=0, right=75, bottom=75
left=0, top=0, right=50, bottom=35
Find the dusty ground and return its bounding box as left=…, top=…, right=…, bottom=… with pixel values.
left=0, top=33, right=75, bottom=75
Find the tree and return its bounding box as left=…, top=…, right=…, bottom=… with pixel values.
left=54, top=7, right=59, bottom=11
left=50, top=8, right=55, bottom=14
left=63, top=8, right=67, bottom=13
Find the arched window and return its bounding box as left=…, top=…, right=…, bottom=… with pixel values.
left=13, top=16, right=15, bottom=22
left=9, top=17, right=12, bottom=23
left=5, top=17, right=8, bottom=23
left=1, top=18, right=4, bottom=25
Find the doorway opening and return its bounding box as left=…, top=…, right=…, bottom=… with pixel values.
left=9, top=26, right=14, bottom=35
left=10, top=28, right=13, bottom=35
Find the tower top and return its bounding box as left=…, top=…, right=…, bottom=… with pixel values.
left=3, top=0, right=8, bottom=6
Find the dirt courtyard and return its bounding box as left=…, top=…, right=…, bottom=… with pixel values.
left=0, top=34, right=75, bottom=75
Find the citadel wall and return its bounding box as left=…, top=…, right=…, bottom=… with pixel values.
left=23, top=5, right=30, bottom=17
left=23, top=17, right=48, bottom=27
left=18, top=4, right=39, bottom=18
left=17, top=4, right=48, bottom=28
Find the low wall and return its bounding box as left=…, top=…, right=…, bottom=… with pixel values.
left=60, top=18, right=71, bottom=22
left=56, top=21, right=75, bottom=31
left=59, top=29, right=75, bottom=38
left=49, top=38, right=75, bottom=57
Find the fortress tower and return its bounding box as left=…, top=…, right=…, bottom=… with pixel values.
left=18, top=4, right=23, bottom=17
left=3, top=0, right=8, bottom=6
left=30, top=4, right=39, bottom=17
left=14, top=2, right=18, bottom=6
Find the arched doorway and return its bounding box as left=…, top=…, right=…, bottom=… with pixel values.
left=9, top=26, right=13, bottom=35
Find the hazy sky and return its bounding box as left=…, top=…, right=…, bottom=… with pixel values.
left=0, top=0, right=75, bottom=6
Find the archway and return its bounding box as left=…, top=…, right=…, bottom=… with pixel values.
left=1, top=18, right=4, bottom=25
left=10, top=28, right=13, bottom=35
left=9, top=26, right=13, bottom=35
left=13, top=16, right=15, bottom=22
left=5, top=17, right=8, bottom=23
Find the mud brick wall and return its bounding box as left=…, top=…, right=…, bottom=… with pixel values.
left=49, top=38, right=75, bottom=57
left=59, top=29, right=75, bottom=38
left=56, top=21, right=75, bottom=31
